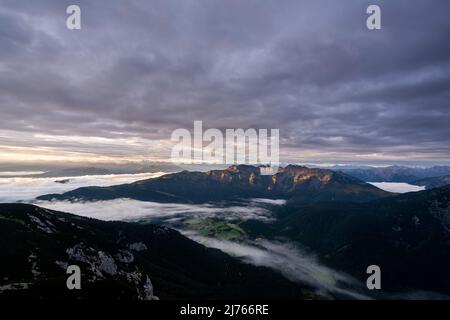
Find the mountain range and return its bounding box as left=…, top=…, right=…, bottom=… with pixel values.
left=37, top=165, right=391, bottom=204
left=338, top=165, right=450, bottom=183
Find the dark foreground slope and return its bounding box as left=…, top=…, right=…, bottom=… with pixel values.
left=244, top=185, right=450, bottom=295
left=0, top=203, right=311, bottom=300
left=37, top=165, right=391, bottom=204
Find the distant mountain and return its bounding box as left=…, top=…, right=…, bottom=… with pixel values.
left=37, top=164, right=391, bottom=204
left=242, top=185, right=450, bottom=294
left=0, top=203, right=311, bottom=300
left=339, top=165, right=450, bottom=183
left=414, top=175, right=450, bottom=189
left=0, top=163, right=183, bottom=178
left=34, top=167, right=113, bottom=178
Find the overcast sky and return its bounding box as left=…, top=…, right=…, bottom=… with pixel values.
left=0, top=0, right=449, bottom=166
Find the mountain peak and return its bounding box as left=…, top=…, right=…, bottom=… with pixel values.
left=224, top=164, right=261, bottom=174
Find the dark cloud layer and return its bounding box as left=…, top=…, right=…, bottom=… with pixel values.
left=0, top=0, right=449, bottom=163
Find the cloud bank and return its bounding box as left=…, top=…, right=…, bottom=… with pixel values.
left=0, top=1, right=449, bottom=163
left=0, top=172, right=165, bottom=202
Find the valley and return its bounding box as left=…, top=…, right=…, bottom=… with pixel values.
left=1, top=164, right=450, bottom=299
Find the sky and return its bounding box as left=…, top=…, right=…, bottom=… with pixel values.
left=0, top=0, right=450, bottom=166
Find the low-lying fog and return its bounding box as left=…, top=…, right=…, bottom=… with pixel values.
left=34, top=198, right=278, bottom=223
left=0, top=172, right=166, bottom=202
left=35, top=197, right=440, bottom=299
left=369, top=182, right=425, bottom=193
left=35, top=197, right=371, bottom=299
left=184, top=232, right=371, bottom=299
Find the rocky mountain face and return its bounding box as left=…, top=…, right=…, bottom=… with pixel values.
left=414, top=175, right=450, bottom=190
left=0, top=203, right=311, bottom=300
left=37, top=164, right=391, bottom=204
left=242, top=185, right=450, bottom=294
left=339, top=165, right=450, bottom=183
